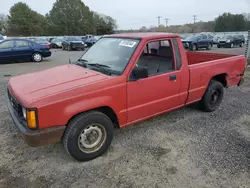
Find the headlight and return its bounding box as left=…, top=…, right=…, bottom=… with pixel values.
left=22, top=107, right=27, bottom=119
left=226, top=40, right=231, bottom=43
left=81, top=41, right=84, bottom=44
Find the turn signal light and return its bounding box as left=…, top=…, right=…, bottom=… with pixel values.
left=27, top=110, right=37, bottom=129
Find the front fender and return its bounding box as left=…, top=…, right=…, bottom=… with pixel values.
left=63, top=96, right=114, bottom=122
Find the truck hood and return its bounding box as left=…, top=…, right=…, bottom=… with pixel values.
left=8, top=64, right=109, bottom=105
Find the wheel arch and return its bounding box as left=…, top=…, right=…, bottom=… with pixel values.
left=211, top=73, right=227, bottom=87
left=67, top=106, right=119, bottom=129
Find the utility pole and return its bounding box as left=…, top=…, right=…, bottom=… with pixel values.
left=193, top=15, right=197, bottom=33
left=193, top=15, right=197, bottom=24
left=165, top=18, right=169, bottom=27
left=156, top=16, right=162, bottom=27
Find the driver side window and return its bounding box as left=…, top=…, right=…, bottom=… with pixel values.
left=135, top=39, right=175, bottom=77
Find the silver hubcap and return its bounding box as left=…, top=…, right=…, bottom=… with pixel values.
left=34, top=54, right=41, bottom=61
left=78, top=124, right=106, bottom=153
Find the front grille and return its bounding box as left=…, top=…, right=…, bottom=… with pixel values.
left=7, top=89, right=22, bottom=117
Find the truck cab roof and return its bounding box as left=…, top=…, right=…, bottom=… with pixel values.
left=106, top=32, right=180, bottom=40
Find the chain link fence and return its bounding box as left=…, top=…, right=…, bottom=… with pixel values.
left=245, top=30, right=250, bottom=65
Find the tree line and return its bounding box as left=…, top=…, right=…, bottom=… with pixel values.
left=0, top=0, right=117, bottom=36
left=119, top=13, right=250, bottom=33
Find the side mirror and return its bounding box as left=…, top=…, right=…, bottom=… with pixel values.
left=130, top=66, right=148, bottom=81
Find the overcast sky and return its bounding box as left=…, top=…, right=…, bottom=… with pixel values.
left=1, top=0, right=250, bottom=29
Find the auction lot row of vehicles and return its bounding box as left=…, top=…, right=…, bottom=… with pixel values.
left=5, top=32, right=247, bottom=161
left=181, top=32, right=246, bottom=51
left=0, top=35, right=101, bottom=63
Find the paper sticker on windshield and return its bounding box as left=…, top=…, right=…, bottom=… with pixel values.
left=119, top=40, right=136, bottom=48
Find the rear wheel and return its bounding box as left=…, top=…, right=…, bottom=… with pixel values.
left=62, top=45, right=65, bottom=50
left=217, top=44, right=221, bottom=48
left=32, top=52, right=43, bottom=62
left=240, top=42, right=244, bottom=47
left=63, top=111, right=114, bottom=161
left=67, top=45, right=71, bottom=51
left=199, top=80, right=224, bottom=112
left=230, top=43, right=234, bottom=48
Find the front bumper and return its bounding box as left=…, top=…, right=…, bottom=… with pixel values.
left=70, top=43, right=85, bottom=49
left=7, top=99, right=65, bottom=147
left=218, top=42, right=231, bottom=47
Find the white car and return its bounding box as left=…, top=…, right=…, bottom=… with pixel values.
left=0, top=35, right=4, bottom=42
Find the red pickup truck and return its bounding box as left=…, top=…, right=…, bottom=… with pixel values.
left=7, top=33, right=246, bottom=161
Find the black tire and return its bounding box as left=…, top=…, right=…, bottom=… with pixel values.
left=67, top=45, right=71, bottom=51
left=206, top=43, right=212, bottom=50
left=63, top=111, right=114, bottom=162
left=32, top=52, right=43, bottom=62
left=217, top=44, right=221, bottom=48
left=240, top=42, right=244, bottom=47
left=191, top=44, right=198, bottom=51
left=200, top=80, right=224, bottom=112
left=230, top=43, right=234, bottom=48
left=62, top=45, right=65, bottom=50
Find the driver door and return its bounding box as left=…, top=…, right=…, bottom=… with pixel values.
left=126, top=39, right=181, bottom=124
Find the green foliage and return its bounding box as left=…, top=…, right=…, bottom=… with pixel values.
left=215, top=13, right=250, bottom=32
left=6, top=1, right=117, bottom=36
left=47, top=0, right=94, bottom=35
left=8, top=2, right=47, bottom=36
left=93, top=13, right=117, bottom=35
left=0, top=14, right=8, bottom=34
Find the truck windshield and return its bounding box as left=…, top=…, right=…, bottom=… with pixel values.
left=79, top=37, right=140, bottom=75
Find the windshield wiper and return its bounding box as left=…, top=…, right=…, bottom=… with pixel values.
left=76, top=59, right=88, bottom=67
left=87, top=63, right=112, bottom=75
left=88, top=63, right=110, bottom=68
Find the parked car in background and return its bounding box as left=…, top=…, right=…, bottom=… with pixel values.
left=0, top=34, right=4, bottom=42
left=0, top=39, right=51, bottom=63
left=81, top=35, right=94, bottom=42
left=46, top=37, right=55, bottom=43
left=212, top=36, right=221, bottom=44
left=217, top=35, right=245, bottom=48
left=182, top=34, right=213, bottom=51
left=50, top=37, right=64, bottom=48
left=62, top=36, right=85, bottom=51
left=30, top=37, right=51, bottom=49
left=84, top=37, right=98, bottom=47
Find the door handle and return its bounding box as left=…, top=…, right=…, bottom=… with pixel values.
left=169, top=75, right=176, bottom=81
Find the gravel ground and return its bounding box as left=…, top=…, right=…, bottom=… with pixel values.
left=1, top=46, right=250, bottom=188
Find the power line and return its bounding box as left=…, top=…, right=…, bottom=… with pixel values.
left=165, top=18, right=169, bottom=27
left=156, top=16, right=162, bottom=27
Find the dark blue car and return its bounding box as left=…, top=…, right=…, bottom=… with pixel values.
left=0, top=39, right=51, bottom=63
left=182, top=34, right=214, bottom=51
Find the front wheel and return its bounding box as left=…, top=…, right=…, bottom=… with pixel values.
left=240, top=42, right=244, bottom=47
left=199, top=80, right=224, bottom=112
left=63, top=111, right=114, bottom=161
left=191, top=44, right=198, bottom=51
left=206, top=43, right=212, bottom=50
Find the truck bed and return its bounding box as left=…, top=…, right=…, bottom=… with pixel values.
left=185, top=51, right=246, bottom=105
left=186, top=51, right=235, bottom=65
